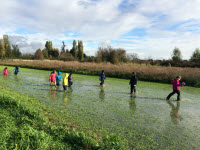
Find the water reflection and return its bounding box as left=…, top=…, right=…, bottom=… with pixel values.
left=99, top=88, right=105, bottom=101
left=63, top=92, right=68, bottom=109
left=50, top=89, right=57, bottom=100
left=166, top=101, right=183, bottom=124
left=129, top=95, right=136, bottom=114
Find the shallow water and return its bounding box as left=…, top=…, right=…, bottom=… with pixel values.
left=1, top=66, right=200, bottom=149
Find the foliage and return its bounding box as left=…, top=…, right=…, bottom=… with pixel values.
left=34, top=49, right=44, bottom=60
left=78, top=40, right=84, bottom=61
left=0, top=38, right=6, bottom=58
left=61, top=41, right=66, bottom=54
left=3, top=35, right=12, bottom=58
left=96, top=46, right=128, bottom=64
left=70, top=40, right=78, bottom=58
left=171, top=47, right=182, bottom=61
left=20, top=53, right=34, bottom=59
left=190, top=48, right=200, bottom=62
left=12, top=45, right=22, bottom=58
left=42, top=48, right=48, bottom=59
left=59, top=52, right=77, bottom=61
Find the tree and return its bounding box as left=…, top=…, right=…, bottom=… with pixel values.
left=12, top=45, right=21, bottom=58
left=128, top=53, right=139, bottom=62
left=70, top=40, right=78, bottom=58
left=0, top=38, right=6, bottom=58
left=172, top=47, right=182, bottom=61
left=78, top=40, right=84, bottom=61
left=34, top=48, right=44, bottom=60
left=53, top=48, right=60, bottom=58
left=61, top=41, right=66, bottom=54
left=45, top=41, right=53, bottom=56
left=42, top=48, right=48, bottom=59
left=190, top=48, right=200, bottom=62
left=3, top=35, right=12, bottom=57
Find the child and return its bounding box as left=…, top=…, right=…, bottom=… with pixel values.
left=68, top=73, right=73, bottom=87
left=100, top=70, right=106, bottom=86
left=13, top=66, right=20, bottom=75
left=63, top=73, right=69, bottom=91
left=56, top=71, right=62, bottom=86
left=49, top=70, right=57, bottom=88
left=3, top=67, right=8, bottom=77
left=129, top=72, right=137, bottom=94
left=166, top=76, right=184, bottom=101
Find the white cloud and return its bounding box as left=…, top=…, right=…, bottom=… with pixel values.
left=0, top=0, right=200, bottom=59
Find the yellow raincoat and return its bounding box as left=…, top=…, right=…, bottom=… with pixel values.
left=63, top=73, right=69, bottom=86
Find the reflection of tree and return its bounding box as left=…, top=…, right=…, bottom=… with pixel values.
left=129, top=96, right=136, bottom=114
left=99, top=88, right=105, bottom=101
left=166, top=101, right=183, bottom=124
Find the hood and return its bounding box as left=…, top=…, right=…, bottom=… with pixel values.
left=58, top=71, right=61, bottom=75
left=65, top=73, right=69, bottom=77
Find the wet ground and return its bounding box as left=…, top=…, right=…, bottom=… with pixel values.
left=1, top=66, right=200, bottom=149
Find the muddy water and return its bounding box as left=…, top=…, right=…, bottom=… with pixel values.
left=1, top=66, right=200, bottom=149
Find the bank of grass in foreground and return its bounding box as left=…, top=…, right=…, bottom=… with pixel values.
left=0, top=86, right=124, bottom=150
left=0, top=59, right=200, bottom=87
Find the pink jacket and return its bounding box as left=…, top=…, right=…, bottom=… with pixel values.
left=49, top=73, right=57, bottom=82
left=3, top=69, right=8, bottom=74
left=172, top=79, right=182, bottom=90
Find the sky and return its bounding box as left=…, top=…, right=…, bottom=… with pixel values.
left=0, top=0, right=200, bottom=59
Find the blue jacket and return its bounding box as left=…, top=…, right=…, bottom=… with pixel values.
left=56, top=75, right=62, bottom=84
left=100, top=73, right=106, bottom=81
left=13, top=67, right=20, bottom=73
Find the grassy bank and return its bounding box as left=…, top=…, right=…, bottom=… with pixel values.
left=0, top=60, right=200, bottom=87
left=0, top=86, right=124, bottom=149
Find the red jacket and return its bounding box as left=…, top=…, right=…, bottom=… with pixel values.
left=172, top=79, right=182, bottom=90
left=49, top=73, right=57, bottom=82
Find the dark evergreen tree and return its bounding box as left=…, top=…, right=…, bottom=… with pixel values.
left=70, top=40, right=78, bottom=58
left=78, top=40, right=84, bottom=61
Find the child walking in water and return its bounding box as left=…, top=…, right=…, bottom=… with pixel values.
left=129, top=72, right=137, bottom=95
left=49, top=70, right=57, bottom=88
left=100, top=70, right=106, bottom=86
left=13, top=66, right=19, bottom=75
left=68, top=73, right=73, bottom=87
left=63, top=73, right=69, bottom=91
left=166, top=76, right=185, bottom=101
left=56, top=71, right=62, bottom=86
left=3, top=67, right=8, bottom=77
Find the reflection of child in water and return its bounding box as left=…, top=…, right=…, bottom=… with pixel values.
left=167, top=101, right=182, bottom=124
left=3, top=67, right=8, bottom=77
left=129, top=96, right=136, bottom=114
left=49, top=70, right=57, bottom=88
left=99, top=88, right=105, bottom=101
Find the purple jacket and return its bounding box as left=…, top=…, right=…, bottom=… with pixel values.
left=172, top=79, right=182, bottom=90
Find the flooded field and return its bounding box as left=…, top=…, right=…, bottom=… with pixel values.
left=1, top=66, right=200, bottom=149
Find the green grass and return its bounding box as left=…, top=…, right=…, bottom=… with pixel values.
left=0, top=86, right=124, bottom=150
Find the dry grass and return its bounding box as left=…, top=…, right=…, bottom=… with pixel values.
left=1, top=59, right=200, bottom=87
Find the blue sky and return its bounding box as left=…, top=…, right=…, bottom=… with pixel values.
left=0, top=0, right=200, bottom=59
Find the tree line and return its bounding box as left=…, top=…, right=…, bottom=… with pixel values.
left=0, top=35, right=22, bottom=58
left=1, top=34, right=200, bottom=66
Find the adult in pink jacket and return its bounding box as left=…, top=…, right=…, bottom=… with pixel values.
left=3, top=67, right=8, bottom=77
left=166, top=76, right=183, bottom=101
